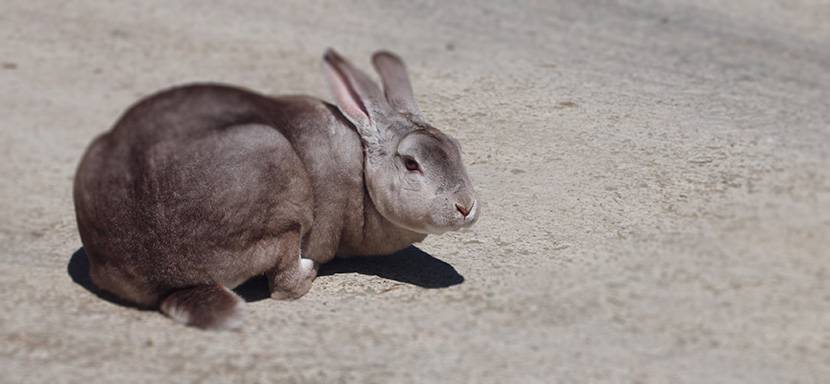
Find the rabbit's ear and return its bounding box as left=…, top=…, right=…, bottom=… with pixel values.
left=372, top=51, right=422, bottom=117
left=323, top=49, right=390, bottom=144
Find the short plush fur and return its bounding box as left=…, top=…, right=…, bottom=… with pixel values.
left=73, top=49, right=479, bottom=329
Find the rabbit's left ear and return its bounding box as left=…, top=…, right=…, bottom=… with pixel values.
left=323, top=49, right=391, bottom=146
left=372, top=51, right=422, bottom=118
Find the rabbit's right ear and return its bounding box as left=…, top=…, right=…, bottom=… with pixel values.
left=372, top=51, right=422, bottom=118
left=323, top=49, right=391, bottom=146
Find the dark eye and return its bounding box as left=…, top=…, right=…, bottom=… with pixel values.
left=404, top=158, right=420, bottom=172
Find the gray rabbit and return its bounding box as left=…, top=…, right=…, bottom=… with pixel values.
left=73, top=49, right=479, bottom=329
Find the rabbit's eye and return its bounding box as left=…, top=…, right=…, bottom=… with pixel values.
left=404, top=158, right=420, bottom=172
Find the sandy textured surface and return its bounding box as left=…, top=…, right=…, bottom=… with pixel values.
left=1, top=1, right=829, bottom=383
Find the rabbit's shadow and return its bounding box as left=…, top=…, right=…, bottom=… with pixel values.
left=68, top=246, right=464, bottom=305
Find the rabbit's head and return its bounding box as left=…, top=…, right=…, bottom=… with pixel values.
left=323, top=49, right=478, bottom=234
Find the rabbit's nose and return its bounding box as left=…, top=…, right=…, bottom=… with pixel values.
left=456, top=200, right=475, bottom=218
left=455, top=203, right=470, bottom=217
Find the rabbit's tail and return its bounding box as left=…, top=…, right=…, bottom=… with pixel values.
left=160, top=284, right=244, bottom=330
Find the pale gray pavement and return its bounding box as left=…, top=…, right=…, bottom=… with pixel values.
left=1, top=1, right=828, bottom=383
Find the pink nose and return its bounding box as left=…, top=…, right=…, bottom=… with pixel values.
left=456, top=203, right=470, bottom=217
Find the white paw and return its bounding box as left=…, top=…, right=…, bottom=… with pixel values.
left=299, top=258, right=314, bottom=276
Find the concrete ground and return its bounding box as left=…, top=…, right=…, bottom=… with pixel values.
left=1, top=1, right=828, bottom=383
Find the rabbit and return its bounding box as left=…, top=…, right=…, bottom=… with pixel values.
left=73, top=49, right=479, bottom=329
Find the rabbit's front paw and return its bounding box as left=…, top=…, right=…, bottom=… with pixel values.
left=270, top=257, right=316, bottom=300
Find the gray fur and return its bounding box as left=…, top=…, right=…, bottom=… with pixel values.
left=73, top=49, right=478, bottom=329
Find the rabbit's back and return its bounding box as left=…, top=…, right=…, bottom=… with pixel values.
left=74, top=84, right=324, bottom=304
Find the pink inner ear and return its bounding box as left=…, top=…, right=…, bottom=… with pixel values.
left=324, top=62, right=370, bottom=125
